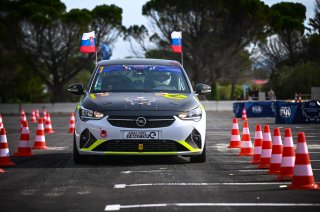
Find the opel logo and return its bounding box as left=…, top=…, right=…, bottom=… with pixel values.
left=136, top=117, right=147, bottom=127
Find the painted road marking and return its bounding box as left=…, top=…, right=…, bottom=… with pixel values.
left=105, top=203, right=320, bottom=211
left=120, top=170, right=165, bottom=174
left=113, top=182, right=290, bottom=189
left=46, top=147, right=68, bottom=151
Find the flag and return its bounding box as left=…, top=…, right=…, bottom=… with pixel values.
left=171, top=31, right=182, bottom=53
left=80, top=31, right=96, bottom=53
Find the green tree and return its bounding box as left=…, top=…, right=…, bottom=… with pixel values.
left=271, top=62, right=320, bottom=99
left=130, top=0, right=269, bottom=89
left=1, top=0, right=123, bottom=102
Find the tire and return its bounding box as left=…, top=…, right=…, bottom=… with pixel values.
left=73, top=134, right=86, bottom=164
left=190, top=144, right=206, bottom=163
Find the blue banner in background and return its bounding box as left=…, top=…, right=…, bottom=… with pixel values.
left=233, top=101, right=275, bottom=118
left=275, top=100, right=320, bottom=124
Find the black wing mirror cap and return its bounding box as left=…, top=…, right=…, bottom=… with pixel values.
left=196, top=83, right=211, bottom=95
left=67, top=83, right=85, bottom=95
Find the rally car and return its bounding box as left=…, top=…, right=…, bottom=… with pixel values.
left=67, top=59, right=211, bottom=163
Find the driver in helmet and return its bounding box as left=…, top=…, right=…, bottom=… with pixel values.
left=152, top=71, right=172, bottom=87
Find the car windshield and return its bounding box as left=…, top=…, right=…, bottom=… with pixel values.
left=90, top=64, right=190, bottom=93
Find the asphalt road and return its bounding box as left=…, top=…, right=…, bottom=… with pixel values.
left=0, top=111, right=319, bottom=212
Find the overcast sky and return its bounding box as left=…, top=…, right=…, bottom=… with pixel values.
left=61, top=0, right=315, bottom=59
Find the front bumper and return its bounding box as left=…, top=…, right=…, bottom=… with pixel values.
left=74, top=111, right=206, bottom=156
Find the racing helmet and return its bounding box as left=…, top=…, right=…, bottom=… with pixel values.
left=153, top=71, right=171, bottom=87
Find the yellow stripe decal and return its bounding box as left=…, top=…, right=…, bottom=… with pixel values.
left=103, top=152, right=178, bottom=155
left=81, top=140, right=106, bottom=151
left=81, top=140, right=200, bottom=154
left=177, top=140, right=201, bottom=152
left=90, top=94, right=96, bottom=100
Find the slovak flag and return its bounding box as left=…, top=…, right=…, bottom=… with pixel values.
left=80, top=31, right=96, bottom=53
left=171, top=31, right=182, bottom=53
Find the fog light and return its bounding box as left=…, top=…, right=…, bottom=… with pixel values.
left=191, top=129, right=201, bottom=148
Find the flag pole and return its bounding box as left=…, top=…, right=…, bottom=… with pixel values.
left=181, top=50, right=183, bottom=67
left=95, top=51, right=97, bottom=64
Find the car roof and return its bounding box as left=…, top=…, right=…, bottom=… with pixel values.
left=97, top=58, right=181, bottom=66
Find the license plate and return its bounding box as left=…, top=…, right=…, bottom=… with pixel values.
left=123, top=131, right=159, bottom=139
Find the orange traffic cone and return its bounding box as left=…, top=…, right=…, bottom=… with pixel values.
left=251, top=124, right=263, bottom=164
left=0, top=114, right=4, bottom=130
left=257, top=125, right=272, bottom=169
left=238, top=121, right=253, bottom=156
left=35, top=109, right=40, bottom=119
left=31, top=110, right=37, bottom=123
left=241, top=107, right=247, bottom=120
left=14, top=121, right=34, bottom=157
left=0, top=128, right=16, bottom=166
left=228, top=118, right=241, bottom=148
left=267, top=128, right=283, bottom=174
left=288, top=132, right=319, bottom=190
left=277, top=128, right=295, bottom=181
left=33, top=118, right=48, bottom=149
left=43, top=109, right=48, bottom=122
left=20, top=110, right=27, bottom=132
left=69, top=112, right=75, bottom=134
left=44, top=113, right=55, bottom=134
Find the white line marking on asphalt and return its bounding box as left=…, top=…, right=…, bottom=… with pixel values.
left=46, top=147, right=68, bottom=151
left=237, top=170, right=267, bottom=172
left=113, top=182, right=290, bottom=189
left=120, top=170, right=165, bottom=174
left=105, top=203, right=320, bottom=211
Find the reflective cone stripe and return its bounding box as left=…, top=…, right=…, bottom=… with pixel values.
left=20, top=110, right=27, bottom=132
left=33, top=118, right=48, bottom=149
left=43, top=110, right=47, bottom=122
left=31, top=110, right=37, bottom=123
left=267, top=128, right=283, bottom=174
left=36, top=109, right=40, bottom=119
left=44, top=113, right=55, bottom=134
left=0, top=114, right=4, bottom=130
left=257, top=125, right=272, bottom=169
left=0, top=128, right=16, bottom=166
left=251, top=124, right=263, bottom=164
left=242, top=107, right=247, bottom=120
left=238, top=121, right=253, bottom=156
left=228, top=118, right=241, bottom=148
left=288, top=132, right=319, bottom=190
left=69, top=112, right=75, bottom=134
left=14, top=121, right=34, bottom=157
left=277, top=128, right=295, bottom=181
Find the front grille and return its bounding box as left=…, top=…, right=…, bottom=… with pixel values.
left=93, top=140, right=188, bottom=152
left=107, top=116, right=175, bottom=128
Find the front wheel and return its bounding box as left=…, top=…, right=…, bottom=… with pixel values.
left=190, top=144, right=206, bottom=163
left=73, top=134, right=86, bottom=164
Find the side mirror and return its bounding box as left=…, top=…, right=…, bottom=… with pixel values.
left=196, top=83, right=211, bottom=95
left=67, top=83, right=85, bottom=95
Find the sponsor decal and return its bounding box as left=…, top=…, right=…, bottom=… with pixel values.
left=125, top=97, right=156, bottom=106
left=279, top=107, right=291, bottom=118
left=124, top=131, right=159, bottom=139
left=233, top=104, right=241, bottom=115
left=252, top=105, right=263, bottom=114
left=301, top=101, right=320, bottom=122
left=100, top=129, right=107, bottom=138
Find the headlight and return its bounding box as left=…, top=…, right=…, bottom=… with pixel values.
left=79, top=106, right=104, bottom=120
left=177, top=106, right=202, bottom=121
